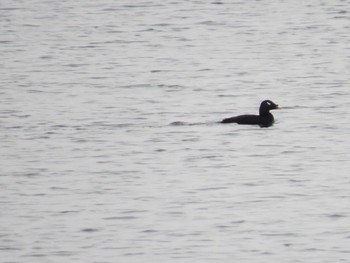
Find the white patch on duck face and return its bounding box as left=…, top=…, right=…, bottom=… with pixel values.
left=266, top=101, right=272, bottom=106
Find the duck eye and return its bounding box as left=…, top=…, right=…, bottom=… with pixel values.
left=267, top=101, right=271, bottom=106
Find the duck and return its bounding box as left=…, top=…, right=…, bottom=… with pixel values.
left=221, top=100, right=279, bottom=127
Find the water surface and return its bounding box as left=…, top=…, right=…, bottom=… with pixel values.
left=1, top=0, right=350, bottom=262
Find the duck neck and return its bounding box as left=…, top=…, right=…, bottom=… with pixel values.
left=259, top=109, right=269, bottom=116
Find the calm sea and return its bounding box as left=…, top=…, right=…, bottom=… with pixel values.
left=1, top=0, right=350, bottom=262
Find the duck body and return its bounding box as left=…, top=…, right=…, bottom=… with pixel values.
left=221, top=100, right=279, bottom=127
left=221, top=113, right=274, bottom=127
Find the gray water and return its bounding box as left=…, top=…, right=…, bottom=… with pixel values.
left=1, top=0, right=350, bottom=262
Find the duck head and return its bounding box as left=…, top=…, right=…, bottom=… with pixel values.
left=259, top=100, right=279, bottom=115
